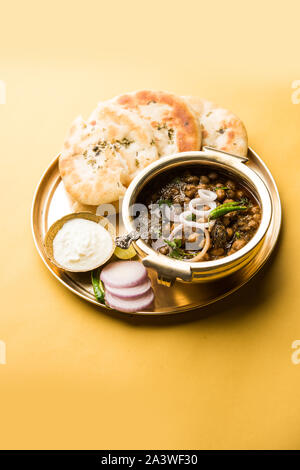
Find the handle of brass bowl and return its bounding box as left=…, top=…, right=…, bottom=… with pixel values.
left=142, top=255, right=192, bottom=287
left=202, top=146, right=249, bottom=164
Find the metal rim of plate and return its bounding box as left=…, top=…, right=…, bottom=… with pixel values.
left=31, top=148, right=282, bottom=316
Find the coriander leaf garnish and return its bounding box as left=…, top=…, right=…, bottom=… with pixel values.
left=157, top=199, right=173, bottom=207
left=163, top=238, right=191, bottom=260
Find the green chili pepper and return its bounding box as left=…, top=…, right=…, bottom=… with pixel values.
left=209, top=203, right=247, bottom=220
left=219, top=201, right=243, bottom=207
left=91, top=269, right=105, bottom=303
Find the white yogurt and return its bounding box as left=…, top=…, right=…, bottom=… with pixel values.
left=53, top=218, right=113, bottom=271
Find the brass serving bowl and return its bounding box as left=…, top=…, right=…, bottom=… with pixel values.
left=44, top=212, right=116, bottom=272
left=122, top=147, right=272, bottom=286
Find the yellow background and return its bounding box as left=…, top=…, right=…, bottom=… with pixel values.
left=0, top=0, right=299, bottom=450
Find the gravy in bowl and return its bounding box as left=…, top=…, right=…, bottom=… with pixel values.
left=137, top=166, right=262, bottom=262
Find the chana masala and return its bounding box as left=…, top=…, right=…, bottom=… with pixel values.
left=137, top=166, right=262, bottom=262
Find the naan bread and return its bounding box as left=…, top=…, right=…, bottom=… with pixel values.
left=89, top=103, right=158, bottom=179
left=59, top=104, right=158, bottom=205
left=183, top=97, right=248, bottom=157
left=111, top=90, right=201, bottom=157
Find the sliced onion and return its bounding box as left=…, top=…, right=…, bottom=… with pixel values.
left=156, top=187, right=217, bottom=262
left=187, top=228, right=211, bottom=262
left=169, top=223, right=183, bottom=240
left=188, top=199, right=216, bottom=217
left=198, top=189, right=217, bottom=201
left=105, top=289, right=154, bottom=313
left=179, top=211, right=210, bottom=230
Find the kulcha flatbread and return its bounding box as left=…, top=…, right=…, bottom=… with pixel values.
left=59, top=104, right=158, bottom=205
left=89, top=103, right=158, bottom=179
left=112, top=90, right=201, bottom=157
left=183, top=96, right=248, bottom=157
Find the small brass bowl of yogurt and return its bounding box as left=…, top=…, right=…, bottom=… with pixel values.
left=44, top=212, right=116, bottom=272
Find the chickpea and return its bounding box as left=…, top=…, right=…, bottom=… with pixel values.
left=231, top=239, right=246, bottom=251
left=169, top=187, right=179, bottom=195
left=200, top=175, right=210, bottom=184
left=236, top=189, right=244, bottom=199
left=185, top=184, right=196, bottom=191
left=248, top=220, right=258, bottom=229
left=184, top=175, right=199, bottom=184
left=208, top=172, right=218, bottom=180
left=184, top=184, right=197, bottom=199
left=253, top=213, right=261, bottom=222
left=159, top=246, right=169, bottom=255
left=187, top=233, right=198, bottom=243
left=210, top=247, right=225, bottom=256
left=216, top=189, right=226, bottom=201
left=224, top=198, right=235, bottom=204
left=226, top=180, right=236, bottom=190
left=226, top=227, right=234, bottom=238
left=227, top=189, right=236, bottom=199
left=250, top=205, right=260, bottom=214
left=197, top=183, right=207, bottom=189
left=215, top=183, right=224, bottom=188
left=184, top=197, right=191, bottom=203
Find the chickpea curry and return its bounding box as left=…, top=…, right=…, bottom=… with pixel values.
left=138, top=166, right=262, bottom=262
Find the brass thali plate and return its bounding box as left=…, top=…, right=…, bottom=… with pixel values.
left=31, top=148, right=281, bottom=316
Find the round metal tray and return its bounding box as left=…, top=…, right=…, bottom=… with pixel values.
left=31, top=148, right=281, bottom=315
